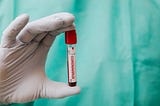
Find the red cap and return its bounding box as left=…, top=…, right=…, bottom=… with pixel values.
left=65, top=30, right=77, bottom=44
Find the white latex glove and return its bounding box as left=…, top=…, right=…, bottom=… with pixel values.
left=0, top=13, right=80, bottom=104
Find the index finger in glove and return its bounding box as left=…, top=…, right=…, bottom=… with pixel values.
left=17, top=12, right=75, bottom=43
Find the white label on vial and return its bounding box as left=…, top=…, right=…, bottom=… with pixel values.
left=68, top=46, right=76, bottom=82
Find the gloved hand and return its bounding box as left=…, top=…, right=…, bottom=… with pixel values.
left=0, top=13, right=80, bottom=104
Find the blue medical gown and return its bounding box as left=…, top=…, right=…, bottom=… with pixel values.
left=0, top=0, right=160, bottom=106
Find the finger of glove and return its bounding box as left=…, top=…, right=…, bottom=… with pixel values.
left=1, top=14, right=29, bottom=46
left=40, top=24, right=75, bottom=51
left=17, top=12, right=75, bottom=43
left=49, top=24, right=75, bottom=36
left=41, top=79, right=80, bottom=98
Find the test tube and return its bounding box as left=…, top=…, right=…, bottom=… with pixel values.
left=65, top=30, right=77, bottom=87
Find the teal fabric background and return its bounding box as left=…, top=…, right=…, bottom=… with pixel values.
left=0, top=0, right=160, bottom=106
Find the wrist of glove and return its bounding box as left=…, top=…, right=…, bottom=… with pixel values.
left=0, top=13, right=80, bottom=104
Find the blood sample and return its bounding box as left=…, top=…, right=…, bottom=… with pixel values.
left=65, top=30, right=77, bottom=87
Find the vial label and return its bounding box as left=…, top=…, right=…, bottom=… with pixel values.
left=68, top=46, right=76, bottom=83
